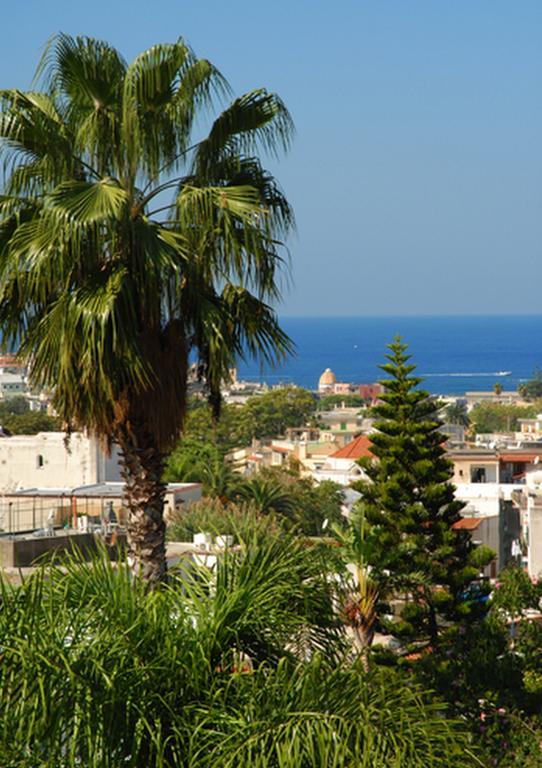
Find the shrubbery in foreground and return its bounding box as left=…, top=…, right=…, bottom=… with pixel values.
left=0, top=524, right=478, bottom=767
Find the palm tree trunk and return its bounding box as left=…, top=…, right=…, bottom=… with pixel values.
left=353, top=625, right=375, bottom=673
left=117, top=426, right=167, bottom=584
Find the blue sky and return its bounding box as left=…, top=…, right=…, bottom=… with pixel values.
left=2, top=1, right=541, bottom=316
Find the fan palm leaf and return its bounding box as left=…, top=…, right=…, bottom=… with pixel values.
left=0, top=33, right=294, bottom=581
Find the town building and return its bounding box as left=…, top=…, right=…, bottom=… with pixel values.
left=1, top=482, right=202, bottom=534
left=447, top=445, right=540, bottom=573
left=0, top=431, right=122, bottom=492
left=0, top=372, right=28, bottom=399
left=311, top=434, right=373, bottom=486
left=317, top=368, right=383, bottom=403
left=516, top=415, right=542, bottom=442
left=0, top=431, right=203, bottom=534
left=318, top=368, right=337, bottom=393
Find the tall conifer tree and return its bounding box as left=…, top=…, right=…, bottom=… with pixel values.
left=357, top=337, right=485, bottom=650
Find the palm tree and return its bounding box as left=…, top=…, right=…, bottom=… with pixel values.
left=0, top=35, right=294, bottom=581
left=237, top=475, right=296, bottom=518
left=445, top=402, right=470, bottom=428
left=200, top=455, right=242, bottom=503
left=333, top=506, right=382, bottom=663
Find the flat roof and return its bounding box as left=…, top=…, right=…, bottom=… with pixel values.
left=447, top=449, right=497, bottom=458
left=5, top=482, right=201, bottom=498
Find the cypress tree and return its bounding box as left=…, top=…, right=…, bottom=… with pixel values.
left=357, top=337, right=487, bottom=650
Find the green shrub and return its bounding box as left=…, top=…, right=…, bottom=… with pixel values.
left=0, top=531, right=479, bottom=767
left=167, top=499, right=278, bottom=542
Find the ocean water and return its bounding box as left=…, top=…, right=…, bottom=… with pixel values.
left=236, top=315, right=542, bottom=396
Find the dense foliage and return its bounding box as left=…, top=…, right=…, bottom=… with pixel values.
left=469, top=402, right=539, bottom=434
left=412, top=564, right=542, bottom=765
left=0, top=396, right=60, bottom=434
left=165, top=387, right=317, bottom=462
left=445, top=401, right=470, bottom=427
left=167, top=466, right=344, bottom=538
left=0, top=531, right=479, bottom=768
left=518, top=370, right=542, bottom=400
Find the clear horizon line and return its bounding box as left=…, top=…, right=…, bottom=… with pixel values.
left=277, top=312, right=542, bottom=319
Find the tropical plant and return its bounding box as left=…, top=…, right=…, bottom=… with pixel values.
left=246, top=467, right=345, bottom=535
left=469, top=402, right=537, bottom=434
left=166, top=499, right=270, bottom=542
left=237, top=475, right=297, bottom=518
left=163, top=437, right=222, bottom=483
left=445, top=401, right=470, bottom=428
left=0, top=34, right=294, bottom=581
left=333, top=504, right=382, bottom=658
left=0, top=534, right=481, bottom=767
left=518, top=369, right=542, bottom=400
left=201, top=456, right=242, bottom=501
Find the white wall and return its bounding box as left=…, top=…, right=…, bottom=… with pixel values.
left=454, top=483, right=524, bottom=517
left=0, top=432, right=121, bottom=491
left=527, top=504, right=542, bottom=579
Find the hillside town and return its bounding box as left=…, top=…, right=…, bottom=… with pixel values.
left=2, top=359, right=541, bottom=587
left=1, top=16, right=542, bottom=767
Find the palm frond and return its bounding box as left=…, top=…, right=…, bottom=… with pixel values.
left=193, top=89, right=294, bottom=180
left=46, top=178, right=128, bottom=222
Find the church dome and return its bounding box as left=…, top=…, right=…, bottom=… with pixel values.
left=318, top=368, right=337, bottom=389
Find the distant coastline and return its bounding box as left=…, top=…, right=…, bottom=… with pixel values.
left=237, top=315, right=542, bottom=396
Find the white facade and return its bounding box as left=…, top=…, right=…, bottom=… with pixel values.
left=310, top=457, right=367, bottom=486
left=0, top=373, right=28, bottom=399
left=454, top=482, right=524, bottom=518
left=0, top=432, right=121, bottom=492
left=515, top=471, right=542, bottom=578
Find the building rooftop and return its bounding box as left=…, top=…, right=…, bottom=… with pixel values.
left=5, top=482, right=201, bottom=498
left=452, top=517, right=484, bottom=531
left=330, top=435, right=373, bottom=460
left=318, top=368, right=337, bottom=387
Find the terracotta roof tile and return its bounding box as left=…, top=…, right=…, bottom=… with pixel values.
left=330, top=435, right=373, bottom=460
left=499, top=452, right=542, bottom=463
left=452, top=517, right=483, bottom=531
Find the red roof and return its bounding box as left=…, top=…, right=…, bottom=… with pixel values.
left=271, top=445, right=292, bottom=455
left=499, top=452, right=541, bottom=463
left=330, top=435, right=373, bottom=460
left=452, top=517, right=483, bottom=531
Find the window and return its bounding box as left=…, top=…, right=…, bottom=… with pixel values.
left=36, top=454, right=44, bottom=469
left=471, top=466, right=486, bottom=483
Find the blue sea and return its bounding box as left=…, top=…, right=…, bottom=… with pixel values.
left=236, top=315, right=542, bottom=396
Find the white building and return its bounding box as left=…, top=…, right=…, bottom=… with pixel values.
left=0, top=372, right=28, bottom=399
left=0, top=431, right=121, bottom=492
left=310, top=435, right=373, bottom=486
left=511, top=471, right=542, bottom=579
left=0, top=428, right=205, bottom=535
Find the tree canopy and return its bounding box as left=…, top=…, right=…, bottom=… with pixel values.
left=469, top=402, right=538, bottom=434
left=0, top=34, right=294, bottom=580
left=518, top=370, right=542, bottom=400
left=354, top=337, right=489, bottom=650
